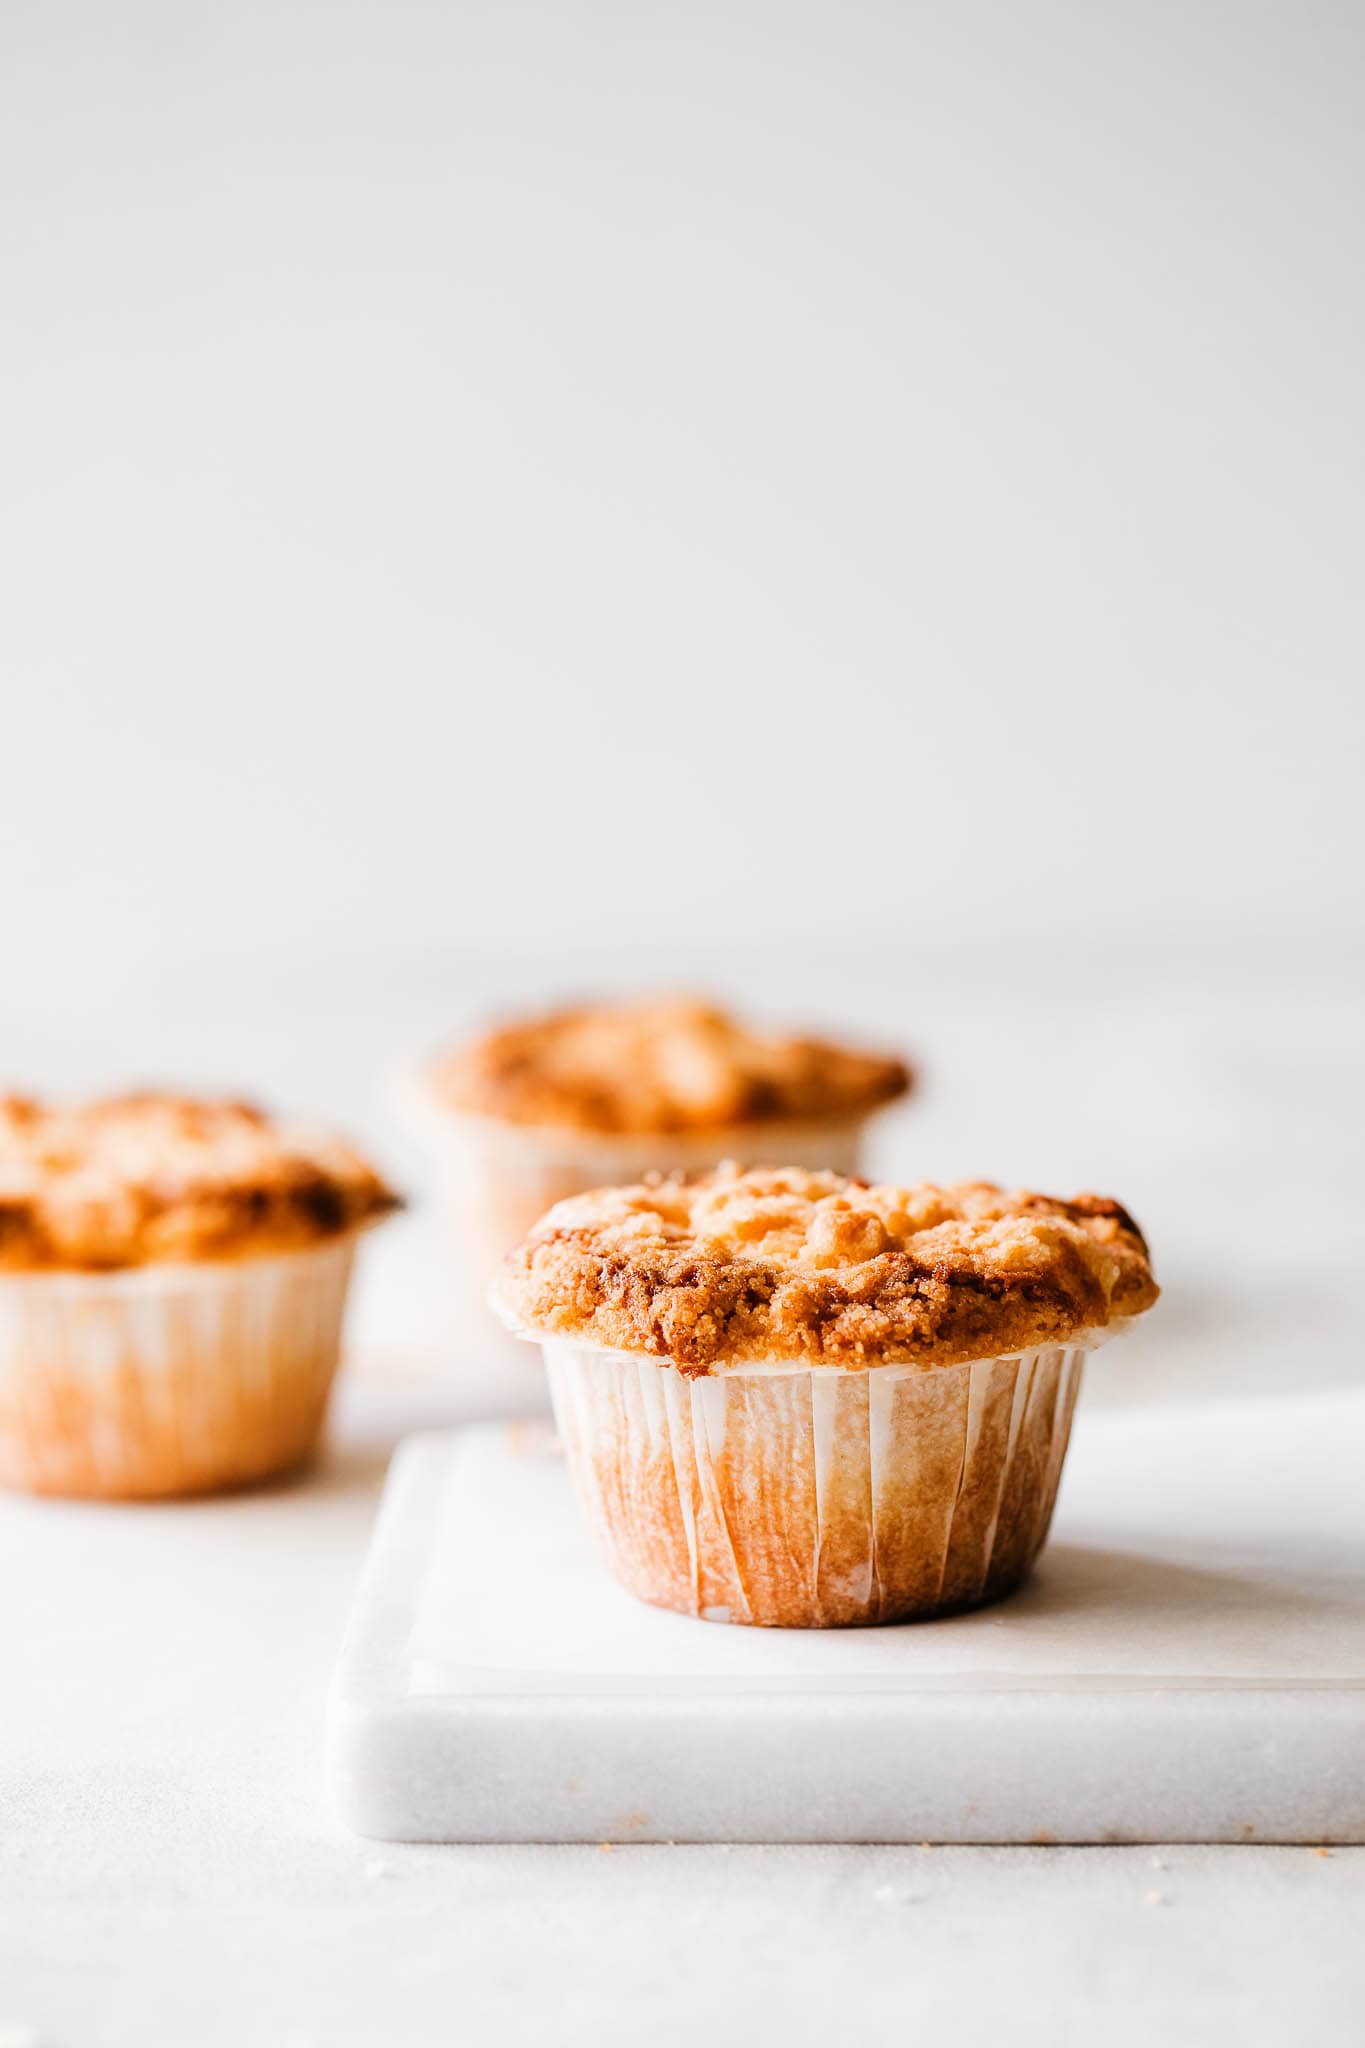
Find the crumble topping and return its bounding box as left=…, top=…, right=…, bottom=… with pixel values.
left=492, top=1163, right=1157, bottom=1371
left=429, top=998, right=911, bottom=1135
left=0, top=1094, right=401, bottom=1271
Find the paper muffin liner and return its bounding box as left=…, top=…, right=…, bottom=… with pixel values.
left=0, top=1236, right=359, bottom=1499
left=542, top=1337, right=1096, bottom=1626
left=398, top=1070, right=875, bottom=1359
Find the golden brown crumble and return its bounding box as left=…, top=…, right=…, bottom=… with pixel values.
left=492, top=1164, right=1158, bottom=1371
left=429, top=997, right=911, bottom=1135
left=0, top=1094, right=401, bottom=1272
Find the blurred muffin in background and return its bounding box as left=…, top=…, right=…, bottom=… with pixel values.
left=403, top=995, right=912, bottom=1355
left=0, top=1094, right=400, bottom=1499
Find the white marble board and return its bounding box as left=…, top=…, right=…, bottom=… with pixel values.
left=327, top=1390, right=1365, bottom=1843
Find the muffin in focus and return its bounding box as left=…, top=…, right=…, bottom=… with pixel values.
left=493, top=1163, right=1158, bottom=1627
left=0, top=1094, right=400, bottom=1499
left=405, top=996, right=911, bottom=1353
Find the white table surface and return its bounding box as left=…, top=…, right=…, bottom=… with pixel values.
left=4, top=950, right=1364, bottom=2043
left=3, top=1368, right=1363, bottom=2048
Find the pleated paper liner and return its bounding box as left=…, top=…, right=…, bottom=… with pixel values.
left=543, top=1337, right=1100, bottom=1626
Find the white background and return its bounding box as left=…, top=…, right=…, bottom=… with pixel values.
left=3, top=0, right=1361, bottom=1401
left=3, top=5, right=1364, bottom=2043
left=3, top=0, right=1363, bottom=1002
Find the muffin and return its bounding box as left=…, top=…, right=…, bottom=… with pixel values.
left=0, top=1093, right=400, bottom=1499
left=493, top=1163, right=1158, bottom=1627
left=405, top=997, right=911, bottom=1352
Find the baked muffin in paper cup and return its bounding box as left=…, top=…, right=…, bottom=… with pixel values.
left=0, top=1095, right=400, bottom=1500
left=493, top=1164, right=1157, bottom=1627
left=404, top=996, right=911, bottom=1358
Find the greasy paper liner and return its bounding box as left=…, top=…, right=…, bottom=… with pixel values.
left=542, top=1339, right=1094, bottom=1627
left=0, top=1237, right=359, bottom=1499
left=399, top=1069, right=875, bottom=1356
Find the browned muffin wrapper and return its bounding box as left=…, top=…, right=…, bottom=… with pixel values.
left=542, top=1337, right=1093, bottom=1627
left=0, top=1238, right=360, bottom=1499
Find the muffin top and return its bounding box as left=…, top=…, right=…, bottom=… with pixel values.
left=428, top=997, right=911, bottom=1135
left=493, top=1163, right=1158, bottom=1373
left=0, top=1094, right=401, bottom=1272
